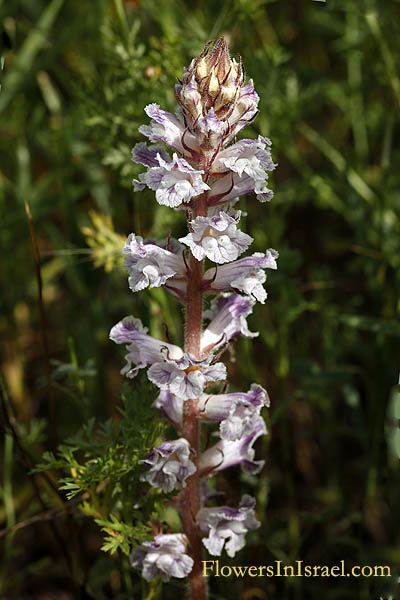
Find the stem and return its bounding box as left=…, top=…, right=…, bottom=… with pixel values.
left=185, top=252, right=204, bottom=357
left=182, top=400, right=205, bottom=600
left=182, top=194, right=208, bottom=600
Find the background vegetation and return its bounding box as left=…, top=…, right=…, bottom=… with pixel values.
left=1, top=0, right=399, bottom=598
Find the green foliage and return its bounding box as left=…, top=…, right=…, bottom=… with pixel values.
left=96, top=514, right=142, bottom=556
left=33, top=374, right=173, bottom=561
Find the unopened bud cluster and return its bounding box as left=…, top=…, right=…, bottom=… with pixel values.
left=111, top=38, right=277, bottom=588
left=176, top=38, right=244, bottom=127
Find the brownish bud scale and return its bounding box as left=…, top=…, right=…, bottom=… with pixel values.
left=176, top=38, right=245, bottom=129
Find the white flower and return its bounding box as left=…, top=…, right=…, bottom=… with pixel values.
left=201, top=293, right=258, bottom=353
left=213, top=136, right=275, bottom=178
left=140, top=438, right=196, bottom=493
left=198, top=383, right=269, bottom=441
left=207, top=136, right=276, bottom=205
left=199, top=416, right=267, bottom=474
left=134, top=152, right=209, bottom=208
left=208, top=172, right=275, bottom=205
left=204, top=250, right=278, bottom=303
left=131, top=533, right=193, bottom=581
left=122, top=234, right=186, bottom=294
left=138, top=103, right=198, bottom=157
left=148, top=353, right=226, bottom=401
left=110, top=316, right=226, bottom=397
left=197, top=495, right=260, bottom=557
left=179, top=211, right=252, bottom=264
left=109, top=316, right=183, bottom=378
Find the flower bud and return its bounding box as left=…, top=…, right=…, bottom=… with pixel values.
left=176, top=38, right=245, bottom=129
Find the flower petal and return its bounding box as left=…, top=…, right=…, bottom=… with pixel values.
left=136, top=153, right=209, bottom=208
left=132, top=142, right=171, bottom=167
left=197, top=495, right=260, bottom=558
left=131, top=534, right=194, bottom=581
left=204, top=250, right=278, bottom=303
left=148, top=354, right=226, bottom=400
left=179, top=211, right=252, bottom=264
left=110, top=316, right=183, bottom=378
left=123, top=233, right=186, bottom=293
left=140, top=438, right=196, bottom=493
left=198, top=383, right=269, bottom=441
left=201, top=293, right=258, bottom=353
left=199, top=416, right=267, bottom=474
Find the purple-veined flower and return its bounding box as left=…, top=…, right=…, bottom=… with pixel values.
left=198, top=383, right=269, bottom=441
left=206, top=136, right=276, bottom=206
left=131, top=533, right=194, bottom=581
left=138, top=103, right=198, bottom=157
left=199, top=416, right=267, bottom=474
left=203, top=249, right=278, bottom=303
left=110, top=316, right=226, bottom=397
left=109, top=316, right=183, bottom=378
left=154, top=383, right=268, bottom=435
left=201, top=293, right=258, bottom=354
left=197, top=495, right=260, bottom=557
left=133, top=152, right=210, bottom=208
left=212, top=136, right=276, bottom=178
left=194, top=107, right=229, bottom=149
left=140, top=438, right=196, bottom=493
left=208, top=170, right=274, bottom=206
left=148, top=352, right=226, bottom=401
left=123, top=234, right=187, bottom=294
left=179, top=211, right=252, bottom=264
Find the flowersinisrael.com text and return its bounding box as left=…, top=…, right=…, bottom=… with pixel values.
left=202, top=560, right=391, bottom=578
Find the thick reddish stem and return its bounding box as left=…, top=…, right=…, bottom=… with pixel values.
left=185, top=253, right=204, bottom=357
left=182, top=194, right=208, bottom=600
left=181, top=398, right=205, bottom=600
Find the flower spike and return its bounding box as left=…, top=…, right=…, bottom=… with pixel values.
left=111, top=37, right=277, bottom=595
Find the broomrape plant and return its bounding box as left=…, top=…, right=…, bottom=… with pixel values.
left=111, top=38, right=278, bottom=599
